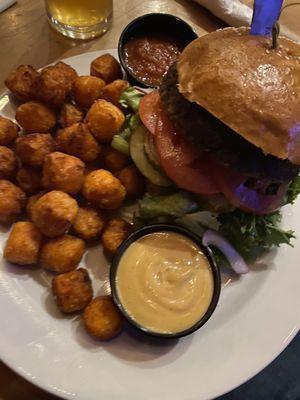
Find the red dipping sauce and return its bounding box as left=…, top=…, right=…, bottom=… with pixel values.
left=123, top=34, right=185, bottom=87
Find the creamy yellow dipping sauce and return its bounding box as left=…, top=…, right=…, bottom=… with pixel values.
left=116, top=231, right=214, bottom=334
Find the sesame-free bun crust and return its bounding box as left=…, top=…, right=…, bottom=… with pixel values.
left=177, top=27, right=300, bottom=165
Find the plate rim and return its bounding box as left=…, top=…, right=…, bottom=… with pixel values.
left=0, top=49, right=299, bottom=400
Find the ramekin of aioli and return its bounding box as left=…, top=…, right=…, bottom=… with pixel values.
left=110, top=225, right=221, bottom=338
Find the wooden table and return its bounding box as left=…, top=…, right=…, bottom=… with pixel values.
left=0, top=0, right=299, bottom=399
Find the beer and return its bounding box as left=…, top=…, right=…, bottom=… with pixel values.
left=45, top=0, right=113, bottom=39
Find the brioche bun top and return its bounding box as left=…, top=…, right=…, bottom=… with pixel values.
left=177, top=27, right=300, bottom=165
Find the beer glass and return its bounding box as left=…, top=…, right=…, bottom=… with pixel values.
left=45, top=0, right=113, bottom=40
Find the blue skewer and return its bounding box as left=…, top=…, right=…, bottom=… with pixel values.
left=250, top=0, right=283, bottom=36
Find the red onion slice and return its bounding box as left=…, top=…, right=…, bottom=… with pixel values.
left=202, top=230, right=249, bottom=275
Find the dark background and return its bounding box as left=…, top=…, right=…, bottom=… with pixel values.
left=217, top=333, right=300, bottom=400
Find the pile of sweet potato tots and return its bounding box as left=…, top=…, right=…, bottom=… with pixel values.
left=1, top=54, right=145, bottom=341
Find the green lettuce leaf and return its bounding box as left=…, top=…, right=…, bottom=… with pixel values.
left=111, top=135, right=130, bottom=155
left=285, top=176, right=300, bottom=205
left=111, top=114, right=139, bottom=155
left=119, top=87, right=144, bottom=112
left=217, top=210, right=295, bottom=262
left=136, top=191, right=295, bottom=264
left=195, top=193, right=235, bottom=214
left=139, top=192, right=198, bottom=220
left=176, top=211, right=219, bottom=235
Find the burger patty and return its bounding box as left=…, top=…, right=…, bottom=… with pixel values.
left=159, top=64, right=299, bottom=182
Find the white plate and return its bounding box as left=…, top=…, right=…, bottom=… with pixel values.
left=0, top=50, right=300, bottom=400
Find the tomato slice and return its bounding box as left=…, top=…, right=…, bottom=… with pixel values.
left=154, top=105, right=220, bottom=195
left=212, top=164, right=288, bottom=215
left=139, top=91, right=160, bottom=135
left=142, top=93, right=287, bottom=212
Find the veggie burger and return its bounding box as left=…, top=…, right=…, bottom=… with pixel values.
left=114, top=27, right=300, bottom=264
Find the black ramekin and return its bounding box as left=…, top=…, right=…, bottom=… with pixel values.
left=110, top=224, right=221, bottom=339
left=118, top=13, right=198, bottom=88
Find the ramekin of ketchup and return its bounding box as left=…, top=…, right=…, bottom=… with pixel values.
left=118, top=13, right=198, bottom=88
